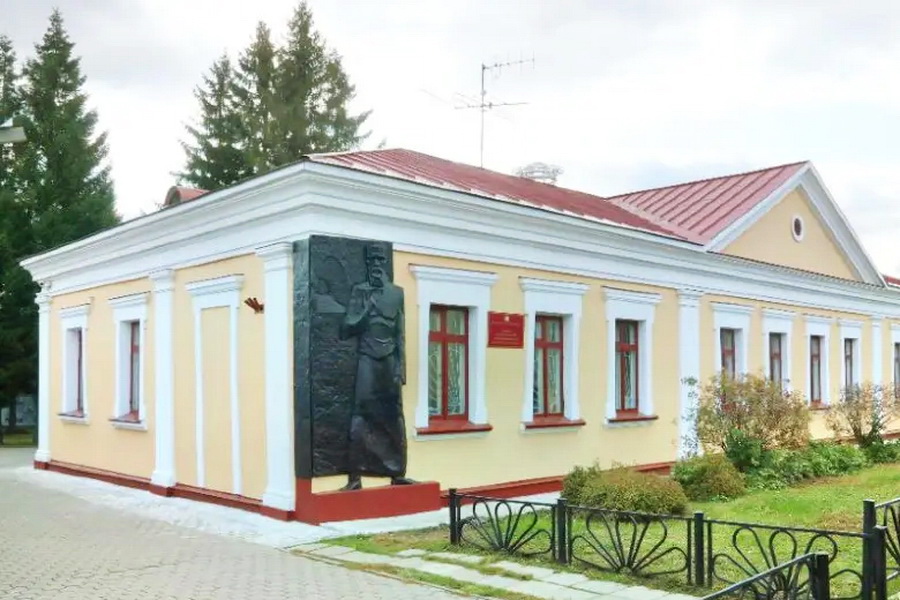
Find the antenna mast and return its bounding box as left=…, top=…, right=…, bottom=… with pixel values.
left=456, top=56, right=534, bottom=167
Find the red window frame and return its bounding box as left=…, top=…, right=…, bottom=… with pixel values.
left=74, top=328, right=84, bottom=414
left=769, top=332, right=783, bottom=384
left=810, top=335, right=822, bottom=403
left=894, top=342, right=900, bottom=391
left=534, top=315, right=564, bottom=418
left=615, top=320, right=639, bottom=413
left=720, top=328, right=736, bottom=378
left=429, top=305, right=469, bottom=421
left=128, top=321, right=141, bottom=415
left=844, top=338, right=855, bottom=389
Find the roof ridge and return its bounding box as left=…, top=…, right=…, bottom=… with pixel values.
left=607, top=160, right=809, bottom=199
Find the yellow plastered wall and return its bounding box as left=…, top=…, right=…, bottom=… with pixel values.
left=312, top=252, right=683, bottom=493
left=172, top=254, right=267, bottom=499
left=723, top=189, right=860, bottom=281
left=49, top=278, right=156, bottom=478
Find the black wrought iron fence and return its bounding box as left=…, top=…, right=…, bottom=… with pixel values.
left=701, top=553, right=830, bottom=600
left=870, top=498, right=900, bottom=585
left=446, top=490, right=890, bottom=600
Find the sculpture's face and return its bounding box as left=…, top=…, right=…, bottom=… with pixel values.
left=367, top=253, right=387, bottom=288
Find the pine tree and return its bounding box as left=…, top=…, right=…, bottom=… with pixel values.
left=0, top=10, right=119, bottom=430
left=180, top=1, right=370, bottom=190
left=272, top=1, right=370, bottom=163
left=179, top=54, right=251, bottom=190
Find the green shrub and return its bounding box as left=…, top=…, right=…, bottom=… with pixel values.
left=743, top=442, right=869, bottom=491
left=672, top=454, right=745, bottom=501
left=724, top=429, right=768, bottom=472
left=581, top=468, right=688, bottom=515
left=864, top=440, right=900, bottom=464
left=564, top=465, right=688, bottom=515
left=826, top=383, right=900, bottom=447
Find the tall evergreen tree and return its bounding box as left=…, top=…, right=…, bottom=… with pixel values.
left=233, top=23, right=278, bottom=175
left=180, top=54, right=251, bottom=191
left=180, top=1, right=370, bottom=190
left=0, top=10, right=118, bottom=433
left=0, top=36, right=24, bottom=440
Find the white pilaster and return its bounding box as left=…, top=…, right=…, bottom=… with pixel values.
left=257, top=243, right=295, bottom=512
left=150, top=270, right=176, bottom=488
left=871, top=316, right=883, bottom=385
left=34, top=284, right=52, bottom=464
left=678, top=289, right=703, bottom=457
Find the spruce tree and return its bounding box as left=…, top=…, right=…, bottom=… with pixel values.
left=180, top=54, right=251, bottom=190
left=272, top=1, right=370, bottom=163
left=180, top=1, right=370, bottom=190
left=233, top=23, right=278, bottom=175
left=0, top=10, right=118, bottom=430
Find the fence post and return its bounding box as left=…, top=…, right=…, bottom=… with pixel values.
left=693, top=511, right=705, bottom=587
left=873, top=525, right=888, bottom=600
left=555, top=498, right=569, bottom=564
left=862, top=500, right=876, bottom=600
left=448, top=488, right=459, bottom=545
left=812, top=553, right=831, bottom=600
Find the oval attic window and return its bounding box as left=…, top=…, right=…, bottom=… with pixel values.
left=791, top=216, right=804, bottom=241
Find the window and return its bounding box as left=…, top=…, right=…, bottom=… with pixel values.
left=615, top=320, right=639, bottom=412
left=894, top=342, right=900, bottom=390
left=844, top=338, right=856, bottom=390
left=66, top=327, right=85, bottom=415
left=60, top=303, right=90, bottom=420
left=810, top=336, right=823, bottom=404
left=109, top=292, right=148, bottom=427
left=769, top=333, right=784, bottom=385
left=127, top=321, right=141, bottom=415
left=428, top=305, right=469, bottom=420
left=533, top=315, right=564, bottom=417
left=720, top=328, right=737, bottom=378
left=411, top=265, right=497, bottom=433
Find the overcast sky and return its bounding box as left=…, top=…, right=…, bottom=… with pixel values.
left=5, top=1, right=900, bottom=274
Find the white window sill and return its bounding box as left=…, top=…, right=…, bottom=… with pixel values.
left=110, top=418, right=147, bottom=431
left=604, top=414, right=659, bottom=429
left=58, top=413, right=89, bottom=425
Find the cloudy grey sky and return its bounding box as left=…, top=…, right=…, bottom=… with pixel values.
left=5, top=1, right=900, bottom=273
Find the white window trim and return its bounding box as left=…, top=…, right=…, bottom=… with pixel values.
left=109, top=293, right=148, bottom=429
left=604, top=287, right=661, bottom=424
left=806, top=315, right=832, bottom=404
left=410, top=265, right=498, bottom=435
left=713, top=303, right=752, bottom=377
left=520, top=277, right=589, bottom=427
left=762, top=309, right=795, bottom=390
left=187, top=274, right=244, bottom=494
left=840, top=319, right=863, bottom=390
left=59, top=304, right=90, bottom=422
left=892, top=324, right=900, bottom=386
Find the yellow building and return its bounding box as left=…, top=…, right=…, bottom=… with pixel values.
left=21, top=149, right=900, bottom=523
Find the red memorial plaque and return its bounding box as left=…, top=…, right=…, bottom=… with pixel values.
left=488, top=312, right=525, bottom=348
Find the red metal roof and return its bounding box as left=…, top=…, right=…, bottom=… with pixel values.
left=884, top=275, right=900, bottom=287
left=163, top=149, right=810, bottom=246
left=307, top=149, right=683, bottom=239
left=164, top=186, right=208, bottom=207
left=604, top=162, right=808, bottom=244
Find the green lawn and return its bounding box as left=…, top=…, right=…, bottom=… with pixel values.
left=0, top=432, right=35, bottom=447
left=329, top=464, right=900, bottom=599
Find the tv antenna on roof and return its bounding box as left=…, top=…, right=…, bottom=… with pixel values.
left=455, top=55, right=534, bottom=167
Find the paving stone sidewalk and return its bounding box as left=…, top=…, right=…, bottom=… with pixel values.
left=294, top=543, right=700, bottom=600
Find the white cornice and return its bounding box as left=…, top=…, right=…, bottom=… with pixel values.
left=604, top=287, right=661, bottom=306
left=520, top=277, right=589, bottom=296
left=16, top=160, right=900, bottom=320
left=711, top=302, right=754, bottom=316
left=108, top=292, right=148, bottom=309
left=59, top=304, right=90, bottom=319
left=762, top=308, right=796, bottom=320
left=186, top=275, right=245, bottom=297
left=805, top=315, right=834, bottom=326
left=409, top=265, right=498, bottom=286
